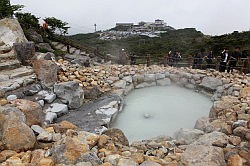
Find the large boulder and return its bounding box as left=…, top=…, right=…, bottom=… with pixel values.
left=54, top=81, right=84, bottom=109
left=181, top=145, right=226, bottom=166
left=33, top=60, right=58, bottom=87
left=10, top=99, right=44, bottom=126
left=209, top=96, right=239, bottom=119
left=199, top=77, right=223, bottom=91
left=13, top=42, right=35, bottom=65
left=0, top=18, right=27, bottom=47
left=102, top=128, right=129, bottom=146
left=51, top=136, right=102, bottom=165
left=35, top=43, right=54, bottom=52
left=25, top=28, right=43, bottom=43
left=64, top=54, right=91, bottom=67
left=191, top=131, right=228, bottom=147
left=0, top=106, right=36, bottom=151
left=194, top=117, right=214, bottom=133
left=173, top=128, right=204, bottom=145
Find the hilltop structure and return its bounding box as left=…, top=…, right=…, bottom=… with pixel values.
left=100, top=19, right=175, bottom=40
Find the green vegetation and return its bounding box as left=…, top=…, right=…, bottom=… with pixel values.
left=70, top=29, right=250, bottom=59
left=44, top=17, right=70, bottom=35
left=0, top=0, right=24, bottom=19
left=15, top=12, right=39, bottom=29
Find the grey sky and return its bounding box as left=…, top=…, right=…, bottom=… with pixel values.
left=11, top=0, right=250, bottom=35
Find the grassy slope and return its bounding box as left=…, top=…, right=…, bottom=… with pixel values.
left=69, top=29, right=250, bottom=58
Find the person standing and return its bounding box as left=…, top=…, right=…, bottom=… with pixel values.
left=205, top=51, right=214, bottom=69
left=219, top=48, right=230, bottom=72
left=227, top=46, right=241, bottom=73
left=193, top=48, right=205, bottom=69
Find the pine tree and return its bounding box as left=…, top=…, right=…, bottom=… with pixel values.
left=0, top=0, right=23, bottom=19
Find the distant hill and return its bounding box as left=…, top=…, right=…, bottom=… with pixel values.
left=69, top=28, right=250, bottom=58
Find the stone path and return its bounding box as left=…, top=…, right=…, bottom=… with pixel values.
left=51, top=41, right=87, bottom=55
left=0, top=45, right=36, bottom=97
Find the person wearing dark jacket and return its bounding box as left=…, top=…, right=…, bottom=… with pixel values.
left=219, top=48, right=230, bottom=72
left=205, top=51, right=214, bottom=69
left=193, top=48, right=205, bottom=69
left=227, top=47, right=241, bottom=73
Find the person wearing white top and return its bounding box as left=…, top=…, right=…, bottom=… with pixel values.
left=219, top=48, right=230, bottom=72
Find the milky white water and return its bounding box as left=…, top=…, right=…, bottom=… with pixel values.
left=112, top=85, right=213, bottom=142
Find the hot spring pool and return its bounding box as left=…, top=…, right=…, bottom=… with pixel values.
left=111, top=85, right=213, bottom=142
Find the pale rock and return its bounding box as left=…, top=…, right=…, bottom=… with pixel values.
left=38, top=90, right=56, bottom=103
left=181, top=145, right=226, bottom=166
left=233, top=127, right=249, bottom=139
left=95, top=108, right=118, bottom=117
left=199, top=76, right=223, bottom=91
left=54, top=81, right=84, bottom=109
left=125, top=84, right=134, bottom=95
left=37, top=131, right=53, bottom=142
left=144, top=74, right=155, bottom=83
left=46, top=103, right=68, bottom=117
left=117, top=158, right=139, bottom=166
left=37, top=100, right=45, bottom=107
left=136, top=82, right=156, bottom=89
left=31, top=125, right=45, bottom=134
left=184, top=83, right=195, bottom=89
left=45, top=112, right=57, bottom=124
left=104, top=154, right=121, bottom=166
left=155, top=73, right=165, bottom=80
left=140, top=161, right=161, bottom=166
left=191, top=131, right=228, bottom=147
left=156, top=78, right=171, bottom=86
left=165, top=72, right=170, bottom=77
left=173, top=128, right=204, bottom=145
left=113, top=80, right=126, bottom=89
left=194, top=117, right=214, bottom=133
left=0, top=18, right=27, bottom=47
left=6, top=95, right=17, bottom=101
left=232, top=120, right=248, bottom=129
left=123, top=76, right=133, bottom=84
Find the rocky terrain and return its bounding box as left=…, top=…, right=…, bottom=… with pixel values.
left=0, top=18, right=249, bottom=166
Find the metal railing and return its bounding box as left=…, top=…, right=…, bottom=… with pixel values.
left=124, top=55, right=250, bottom=74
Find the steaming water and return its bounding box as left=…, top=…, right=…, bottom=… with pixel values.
left=112, top=85, right=213, bottom=142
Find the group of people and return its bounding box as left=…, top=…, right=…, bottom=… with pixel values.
left=193, top=49, right=216, bottom=69
left=193, top=47, right=249, bottom=73
left=219, top=47, right=246, bottom=73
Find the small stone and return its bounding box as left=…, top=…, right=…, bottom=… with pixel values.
left=227, top=154, right=243, bottom=166
left=37, top=157, right=54, bottom=166
left=98, top=135, right=110, bottom=148
left=37, top=131, right=53, bottom=142
left=45, top=112, right=57, bottom=124
left=0, top=98, right=8, bottom=106
left=117, top=158, right=138, bottom=166
left=228, top=136, right=241, bottom=146
left=233, top=127, right=248, bottom=139
left=31, top=125, right=45, bottom=134
left=37, top=100, right=45, bottom=107
left=53, top=120, right=78, bottom=133
left=52, top=133, right=62, bottom=142
left=46, top=103, right=68, bottom=117
left=6, top=156, right=23, bottom=165
left=6, top=95, right=17, bottom=101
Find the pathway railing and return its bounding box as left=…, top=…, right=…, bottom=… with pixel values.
left=126, top=55, right=250, bottom=74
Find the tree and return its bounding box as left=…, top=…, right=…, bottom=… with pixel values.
left=44, top=17, right=70, bottom=35
left=15, top=12, right=39, bottom=29
left=0, top=0, right=24, bottom=19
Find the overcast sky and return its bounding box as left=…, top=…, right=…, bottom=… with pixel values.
left=11, top=0, right=250, bottom=35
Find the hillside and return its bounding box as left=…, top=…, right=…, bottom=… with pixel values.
left=70, top=29, right=250, bottom=58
